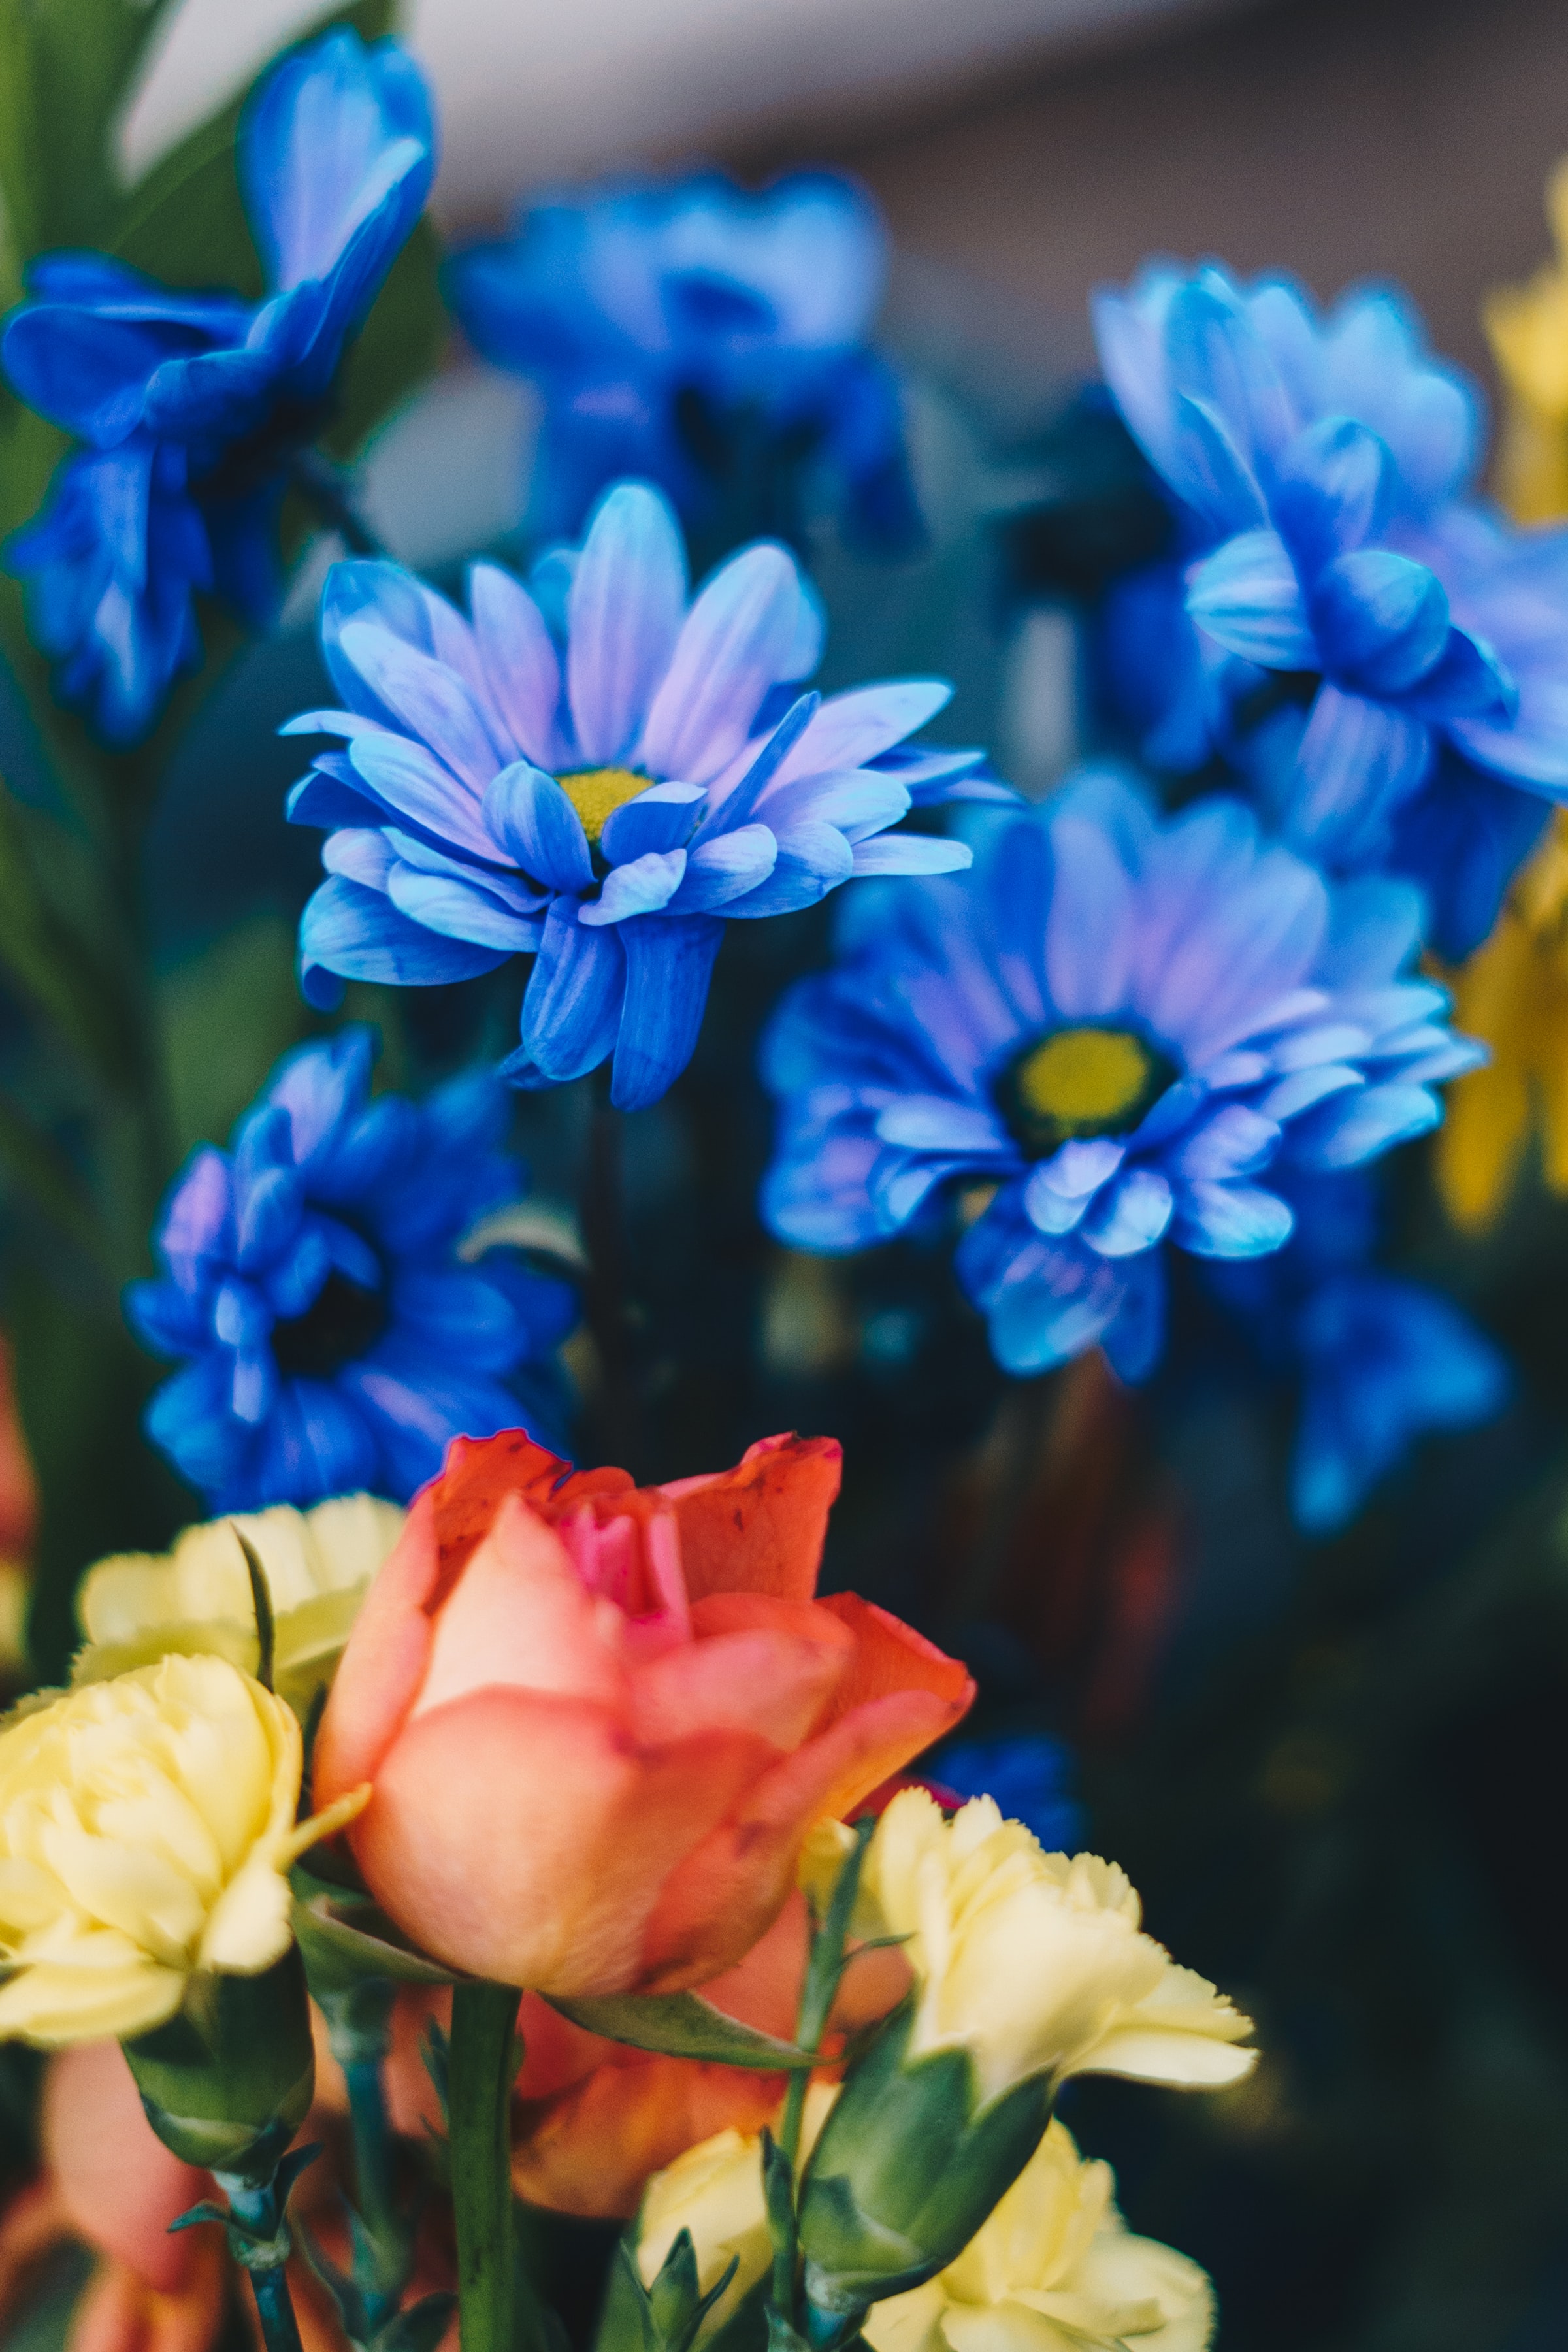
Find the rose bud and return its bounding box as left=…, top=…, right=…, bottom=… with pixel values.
left=314, top=1431, right=973, bottom=1995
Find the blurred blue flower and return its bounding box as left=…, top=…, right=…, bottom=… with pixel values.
left=286, top=479, right=979, bottom=1111
left=938, top=1732, right=1085, bottom=1850
left=761, top=769, right=1480, bottom=1382
left=1092, top=265, right=1568, bottom=956
left=446, top=172, right=921, bottom=552
left=1, top=30, right=434, bottom=741
left=1205, top=1171, right=1509, bottom=1533
left=125, top=1027, right=575, bottom=1512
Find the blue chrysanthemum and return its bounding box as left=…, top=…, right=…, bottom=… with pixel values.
left=938, top=1733, right=1085, bottom=1851
left=446, top=172, right=920, bottom=551
left=125, top=1028, right=576, bottom=1512
left=1205, top=1171, right=1509, bottom=1533
left=1, top=30, right=434, bottom=741
left=761, top=770, right=1480, bottom=1382
left=1092, top=264, right=1568, bottom=954
left=286, top=478, right=980, bottom=1111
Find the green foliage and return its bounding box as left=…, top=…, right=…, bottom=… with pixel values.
left=545, top=1989, right=817, bottom=2072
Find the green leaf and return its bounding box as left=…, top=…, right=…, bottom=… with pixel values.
left=543, top=1989, right=817, bottom=2072
left=291, top=1866, right=457, bottom=1990
left=0, top=1088, right=110, bottom=1269
left=235, top=1529, right=276, bottom=1692
left=0, top=0, right=179, bottom=261
left=0, top=785, right=152, bottom=1098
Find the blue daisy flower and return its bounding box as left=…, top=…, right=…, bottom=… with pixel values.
left=1205, top=1171, right=1509, bottom=1534
left=1092, top=263, right=1568, bottom=953
left=124, top=1027, right=576, bottom=1512
left=446, top=172, right=921, bottom=552
left=760, top=770, right=1480, bottom=1382
left=286, top=478, right=978, bottom=1112
left=1, top=29, right=434, bottom=741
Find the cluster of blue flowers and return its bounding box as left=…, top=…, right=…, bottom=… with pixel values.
left=446, top=173, right=921, bottom=552
left=126, top=1028, right=575, bottom=1511
left=2, top=31, right=434, bottom=742
left=0, top=17, right=1531, bottom=1539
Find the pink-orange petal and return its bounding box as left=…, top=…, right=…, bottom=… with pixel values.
left=662, top=1434, right=842, bottom=1606
left=630, top=1626, right=849, bottom=1751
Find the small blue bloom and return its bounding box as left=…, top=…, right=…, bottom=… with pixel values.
left=286, top=478, right=977, bottom=1111
left=761, top=769, right=1480, bottom=1382
left=938, top=1733, right=1085, bottom=1851
left=1, top=30, right=434, bottom=741
left=1092, top=263, right=1568, bottom=951
left=1206, top=1171, right=1509, bottom=1533
left=446, top=173, right=921, bottom=551
left=125, top=1026, right=576, bottom=1512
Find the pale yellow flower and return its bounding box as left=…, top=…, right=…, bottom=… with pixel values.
left=636, top=2085, right=838, bottom=2335
left=1484, top=159, right=1568, bottom=523
left=803, top=1792, right=1254, bottom=2105
left=0, top=1654, right=366, bottom=2046
left=74, top=1493, right=404, bottom=1718
left=864, top=2120, right=1212, bottom=2352
left=1435, top=812, right=1568, bottom=1231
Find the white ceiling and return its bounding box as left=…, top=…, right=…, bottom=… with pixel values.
left=121, top=0, right=1259, bottom=220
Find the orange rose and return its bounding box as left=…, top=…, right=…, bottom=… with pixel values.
left=314, top=1431, right=973, bottom=1995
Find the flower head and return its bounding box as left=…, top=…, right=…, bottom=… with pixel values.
left=447, top=173, right=920, bottom=551
left=73, top=1492, right=404, bottom=1718
left=125, top=1026, right=576, bottom=1512
left=864, top=2119, right=1213, bottom=2352
left=287, top=480, right=976, bottom=1109
left=762, top=772, right=1478, bottom=1380
left=1092, top=263, right=1568, bottom=938
left=0, top=1654, right=364, bottom=2044
left=1, top=30, right=434, bottom=740
left=803, top=1790, right=1254, bottom=2106
left=312, top=1428, right=974, bottom=1995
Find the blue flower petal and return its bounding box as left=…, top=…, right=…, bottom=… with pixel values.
left=519, top=900, right=627, bottom=1082
left=601, top=781, right=704, bottom=864
left=1081, top=1168, right=1175, bottom=1258
left=1173, top=1180, right=1294, bottom=1258
left=849, top=835, right=973, bottom=875
left=640, top=539, right=809, bottom=781
left=348, top=727, right=497, bottom=859
left=299, top=875, right=508, bottom=1001
left=1272, top=416, right=1387, bottom=572
left=468, top=562, right=563, bottom=765
left=1186, top=529, right=1315, bottom=668
left=723, top=821, right=854, bottom=918
left=387, top=864, right=544, bottom=949
left=580, top=848, right=687, bottom=926
left=483, top=761, right=593, bottom=891
left=1285, top=1079, right=1440, bottom=1169
left=1311, top=548, right=1450, bottom=693
left=566, top=481, right=687, bottom=762
left=611, top=915, right=726, bottom=1110
left=337, top=621, right=504, bottom=794
left=672, top=825, right=778, bottom=912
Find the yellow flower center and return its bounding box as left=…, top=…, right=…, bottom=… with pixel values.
left=556, top=766, right=649, bottom=848
left=996, top=1024, right=1175, bottom=1159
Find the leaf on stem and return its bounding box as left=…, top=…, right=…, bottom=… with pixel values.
left=544, top=1989, right=817, bottom=2071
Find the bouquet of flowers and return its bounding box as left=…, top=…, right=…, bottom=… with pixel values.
left=1, top=8, right=1567, bottom=2349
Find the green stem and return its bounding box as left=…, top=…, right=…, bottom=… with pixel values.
left=450, top=1978, right=521, bottom=2352
left=225, top=2180, right=305, bottom=2352
left=344, top=2051, right=399, bottom=2247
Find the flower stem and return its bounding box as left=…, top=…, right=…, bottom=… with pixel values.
left=449, top=1979, right=521, bottom=2352
left=224, top=2178, right=306, bottom=2352
left=246, top=2261, right=307, bottom=2352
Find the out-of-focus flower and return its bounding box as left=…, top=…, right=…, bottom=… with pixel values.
left=1436, top=811, right=1568, bottom=1229
left=447, top=173, right=921, bottom=553
left=43, top=2039, right=206, bottom=2291
left=73, top=1492, right=404, bottom=1718
left=286, top=481, right=979, bottom=1111
left=762, top=771, right=1478, bottom=1381
left=124, top=1026, right=575, bottom=1512
left=1206, top=1171, right=1509, bottom=1532
left=863, top=2119, right=1213, bottom=2352
left=938, top=1735, right=1083, bottom=1854
left=512, top=1890, right=904, bottom=2219
left=1, top=31, right=434, bottom=741
left=803, top=1791, right=1254, bottom=2106
left=0, top=1654, right=365, bottom=2044
left=1093, top=265, right=1568, bottom=953
left=0, top=1333, right=38, bottom=1688
left=313, top=1427, right=973, bottom=1995
left=1484, top=159, right=1568, bottom=525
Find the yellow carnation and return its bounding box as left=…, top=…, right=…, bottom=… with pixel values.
left=74, top=1493, right=404, bottom=1718
left=0, top=1654, right=365, bottom=2046
left=1484, top=159, right=1568, bottom=524
left=864, top=2119, right=1213, bottom=2352
left=636, top=2086, right=838, bottom=2338
left=804, top=1791, right=1254, bottom=2104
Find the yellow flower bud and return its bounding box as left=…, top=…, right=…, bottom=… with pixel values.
left=802, top=1792, right=1254, bottom=2104
left=634, top=2087, right=840, bottom=2340
left=864, top=2120, right=1213, bottom=2352
left=74, top=1494, right=404, bottom=1719
left=0, top=1654, right=367, bottom=2046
